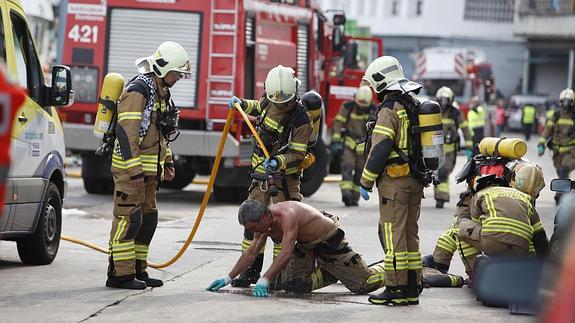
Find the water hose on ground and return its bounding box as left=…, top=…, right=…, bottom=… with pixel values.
left=61, top=103, right=270, bottom=269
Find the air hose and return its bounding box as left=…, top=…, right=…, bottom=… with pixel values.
left=61, top=103, right=270, bottom=269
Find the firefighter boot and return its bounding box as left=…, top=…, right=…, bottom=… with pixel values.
left=368, top=286, right=409, bottom=306
left=406, top=270, right=421, bottom=305
left=342, top=193, right=353, bottom=207
left=435, top=199, right=445, bottom=209
left=106, top=276, right=147, bottom=290
left=136, top=260, right=163, bottom=287
left=232, top=253, right=263, bottom=287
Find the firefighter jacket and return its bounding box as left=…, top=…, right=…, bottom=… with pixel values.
left=360, top=97, right=411, bottom=190
left=470, top=186, right=545, bottom=251
left=111, top=75, right=173, bottom=178
left=522, top=105, right=537, bottom=125
left=332, top=101, right=374, bottom=155
left=539, top=109, right=575, bottom=154
left=467, top=105, right=486, bottom=132
left=441, top=105, right=472, bottom=153
left=242, top=97, right=312, bottom=176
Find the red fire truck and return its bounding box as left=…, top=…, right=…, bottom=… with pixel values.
left=59, top=0, right=381, bottom=201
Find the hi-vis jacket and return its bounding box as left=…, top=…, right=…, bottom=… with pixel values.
left=539, top=110, right=575, bottom=153
left=360, top=98, right=411, bottom=189
left=442, top=105, right=472, bottom=153
left=111, top=76, right=173, bottom=178
left=470, top=186, right=544, bottom=251
left=242, top=97, right=312, bottom=176
left=332, top=101, right=374, bottom=155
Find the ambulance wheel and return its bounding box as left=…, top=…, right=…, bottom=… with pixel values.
left=213, top=186, right=248, bottom=204
left=548, top=232, right=561, bottom=262
left=301, top=139, right=327, bottom=197
left=17, top=182, right=61, bottom=265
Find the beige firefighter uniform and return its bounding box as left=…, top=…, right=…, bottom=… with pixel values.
left=431, top=191, right=481, bottom=278
left=331, top=101, right=373, bottom=205
left=281, top=217, right=385, bottom=294
left=360, top=98, right=424, bottom=292
left=108, top=75, right=173, bottom=279
left=238, top=96, right=313, bottom=281
left=434, top=106, right=472, bottom=202
left=539, top=110, right=575, bottom=179
left=459, top=186, right=546, bottom=258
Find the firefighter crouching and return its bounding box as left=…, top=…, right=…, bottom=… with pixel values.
left=359, top=56, right=444, bottom=306
left=434, top=86, right=473, bottom=208
left=538, top=88, right=575, bottom=205
left=228, top=65, right=314, bottom=288
left=105, top=41, right=190, bottom=290
left=330, top=85, right=375, bottom=206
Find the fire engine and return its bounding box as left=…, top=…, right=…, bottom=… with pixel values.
left=59, top=0, right=382, bottom=202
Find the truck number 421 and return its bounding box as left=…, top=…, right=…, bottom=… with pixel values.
left=68, top=24, right=98, bottom=43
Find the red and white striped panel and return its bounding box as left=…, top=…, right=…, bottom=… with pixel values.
left=455, top=53, right=465, bottom=77
left=415, top=52, right=426, bottom=80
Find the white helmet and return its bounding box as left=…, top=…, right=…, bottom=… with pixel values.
left=355, top=85, right=373, bottom=107
left=510, top=161, right=545, bottom=198
left=559, top=88, right=574, bottom=109
left=361, top=56, right=421, bottom=94
left=264, top=65, right=300, bottom=104
left=436, top=86, right=454, bottom=101
left=136, top=41, right=192, bottom=79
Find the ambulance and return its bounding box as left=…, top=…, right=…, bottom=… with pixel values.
left=0, top=0, right=72, bottom=265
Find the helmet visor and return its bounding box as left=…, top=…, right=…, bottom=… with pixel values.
left=173, top=60, right=192, bottom=79
left=267, top=90, right=295, bottom=104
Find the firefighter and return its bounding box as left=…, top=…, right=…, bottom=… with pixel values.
left=358, top=56, right=428, bottom=306
left=458, top=162, right=548, bottom=266
left=206, top=200, right=386, bottom=296
left=330, top=85, right=375, bottom=206
left=521, top=103, right=537, bottom=141
left=538, top=88, right=575, bottom=205
left=434, top=86, right=473, bottom=208
left=228, top=65, right=313, bottom=288
left=467, top=96, right=486, bottom=153
left=106, top=41, right=190, bottom=289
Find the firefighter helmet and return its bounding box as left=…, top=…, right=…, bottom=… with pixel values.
left=436, top=86, right=454, bottom=108
left=355, top=85, right=373, bottom=107
left=559, top=88, right=574, bottom=109
left=264, top=65, right=300, bottom=104
left=361, top=56, right=421, bottom=94
left=136, top=41, right=192, bottom=79
left=511, top=162, right=545, bottom=198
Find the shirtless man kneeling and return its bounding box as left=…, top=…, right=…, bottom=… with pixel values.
left=206, top=199, right=386, bottom=297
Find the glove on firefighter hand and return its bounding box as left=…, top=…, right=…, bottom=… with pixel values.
left=330, top=142, right=343, bottom=156
left=252, top=277, right=269, bottom=297
left=465, top=149, right=474, bottom=159
left=360, top=187, right=371, bottom=201
left=206, top=275, right=232, bottom=292
left=229, top=96, right=243, bottom=109
left=264, top=158, right=278, bottom=172
left=537, top=144, right=545, bottom=157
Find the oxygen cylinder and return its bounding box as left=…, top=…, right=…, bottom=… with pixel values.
left=418, top=101, right=444, bottom=170
left=93, top=73, right=125, bottom=139
left=479, top=137, right=527, bottom=159
left=301, top=91, right=323, bottom=146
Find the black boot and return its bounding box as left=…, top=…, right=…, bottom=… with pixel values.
left=232, top=253, right=263, bottom=287
left=435, top=199, right=445, bottom=209
left=136, top=260, right=163, bottom=287
left=407, top=270, right=421, bottom=305
left=368, top=286, right=409, bottom=306
left=106, top=275, right=146, bottom=290
left=342, top=195, right=352, bottom=207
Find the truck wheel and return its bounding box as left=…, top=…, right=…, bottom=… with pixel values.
left=160, top=161, right=195, bottom=190
left=301, top=139, right=327, bottom=197
left=548, top=232, right=561, bottom=262
left=17, top=183, right=61, bottom=265
left=82, top=153, right=114, bottom=194
left=213, top=186, right=248, bottom=204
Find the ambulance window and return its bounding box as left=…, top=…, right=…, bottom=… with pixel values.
left=10, top=11, right=43, bottom=105
left=0, top=11, right=6, bottom=62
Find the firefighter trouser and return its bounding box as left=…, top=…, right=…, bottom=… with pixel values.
left=422, top=267, right=464, bottom=288
left=281, top=230, right=386, bottom=294
left=377, top=175, right=423, bottom=287
left=552, top=148, right=575, bottom=202
left=340, top=146, right=366, bottom=203
left=241, top=174, right=302, bottom=267
left=108, top=174, right=159, bottom=279
left=434, top=151, right=456, bottom=202
left=432, top=218, right=480, bottom=277
left=523, top=123, right=534, bottom=140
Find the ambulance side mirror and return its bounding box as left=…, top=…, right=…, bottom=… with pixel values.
left=50, top=65, right=73, bottom=107
left=551, top=179, right=574, bottom=193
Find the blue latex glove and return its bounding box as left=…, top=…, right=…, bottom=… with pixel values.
left=252, top=277, right=269, bottom=297
left=537, top=144, right=545, bottom=157
left=465, top=149, right=473, bottom=159
left=264, top=158, right=278, bottom=172
left=360, top=187, right=370, bottom=201
left=206, top=275, right=232, bottom=292
left=228, top=96, right=243, bottom=109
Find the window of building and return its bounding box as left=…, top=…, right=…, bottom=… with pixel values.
left=370, top=0, right=379, bottom=17
left=407, top=0, right=423, bottom=16
left=464, top=0, right=514, bottom=23
left=384, top=0, right=402, bottom=16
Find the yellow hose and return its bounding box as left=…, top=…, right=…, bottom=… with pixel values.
left=61, top=104, right=269, bottom=269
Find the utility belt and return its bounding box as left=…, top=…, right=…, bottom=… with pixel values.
left=250, top=171, right=295, bottom=200
left=311, top=228, right=351, bottom=255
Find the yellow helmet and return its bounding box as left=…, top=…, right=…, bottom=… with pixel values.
left=136, top=41, right=192, bottom=78
left=511, top=162, right=545, bottom=198
left=355, top=85, right=373, bottom=107
left=361, top=56, right=421, bottom=94
left=264, top=65, right=300, bottom=104
left=436, top=86, right=454, bottom=101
